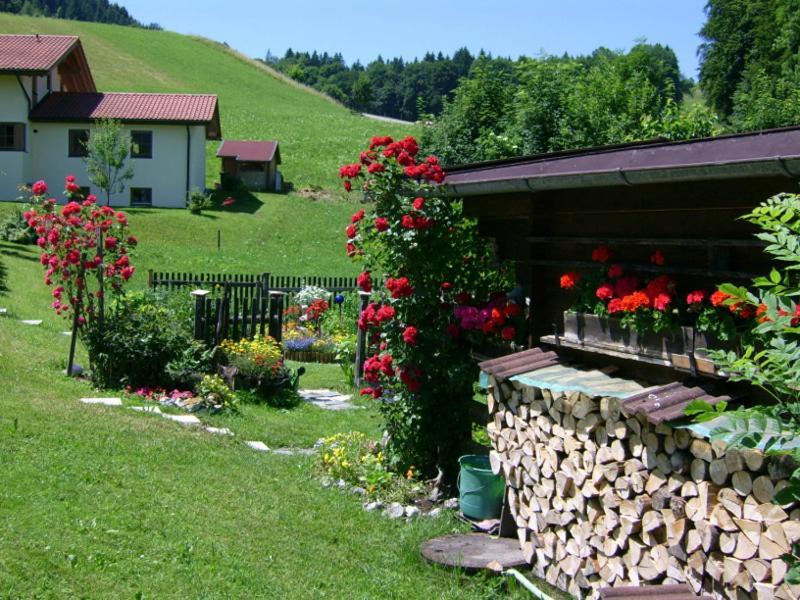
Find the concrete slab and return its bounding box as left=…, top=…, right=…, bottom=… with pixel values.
left=245, top=441, right=270, bottom=452
left=20, top=319, right=42, bottom=325
left=129, top=406, right=162, bottom=414
left=80, top=397, right=122, bottom=406
left=205, top=426, right=233, bottom=436
left=162, top=414, right=201, bottom=426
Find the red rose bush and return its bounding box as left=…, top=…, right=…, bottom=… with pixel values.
left=341, top=135, right=521, bottom=481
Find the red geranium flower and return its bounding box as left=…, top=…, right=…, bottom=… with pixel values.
left=608, top=264, right=623, bottom=278
left=686, top=290, right=706, bottom=305
left=595, top=283, right=615, bottom=301
left=343, top=180, right=352, bottom=192
left=402, top=326, right=418, bottom=346
left=351, top=209, right=365, bottom=223
left=412, top=197, right=425, bottom=210
left=374, top=217, right=389, bottom=231
left=591, top=245, right=611, bottom=263
left=501, top=326, right=515, bottom=341
left=222, top=197, right=236, bottom=206
left=559, top=272, right=580, bottom=290
left=346, top=224, right=357, bottom=238
left=32, top=180, right=47, bottom=196
left=710, top=290, right=731, bottom=307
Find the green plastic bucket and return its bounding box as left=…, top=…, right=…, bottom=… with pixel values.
left=457, top=454, right=505, bottom=520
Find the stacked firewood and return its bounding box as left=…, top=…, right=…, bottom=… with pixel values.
left=485, top=376, right=800, bottom=600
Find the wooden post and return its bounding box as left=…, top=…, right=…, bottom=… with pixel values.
left=217, top=229, right=221, bottom=251
left=190, top=289, right=211, bottom=341
left=353, top=291, right=371, bottom=389
left=268, top=291, right=286, bottom=341
left=147, top=269, right=154, bottom=289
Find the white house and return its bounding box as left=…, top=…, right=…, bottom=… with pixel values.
left=0, top=34, right=221, bottom=207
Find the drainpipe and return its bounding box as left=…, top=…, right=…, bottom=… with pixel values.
left=186, top=125, right=191, bottom=200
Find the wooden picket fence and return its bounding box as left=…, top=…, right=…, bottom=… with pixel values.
left=148, top=270, right=358, bottom=346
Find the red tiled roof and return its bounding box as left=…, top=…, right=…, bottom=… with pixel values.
left=29, top=92, right=219, bottom=124
left=217, top=140, right=279, bottom=163
left=0, top=34, right=79, bottom=72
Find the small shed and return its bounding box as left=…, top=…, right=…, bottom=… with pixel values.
left=217, top=140, right=281, bottom=192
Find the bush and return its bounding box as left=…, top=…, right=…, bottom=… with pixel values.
left=196, top=374, right=238, bottom=411
left=0, top=209, right=36, bottom=244
left=186, top=188, right=212, bottom=214
left=83, top=290, right=207, bottom=388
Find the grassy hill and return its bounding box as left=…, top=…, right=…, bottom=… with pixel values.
left=0, top=12, right=418, bottom=190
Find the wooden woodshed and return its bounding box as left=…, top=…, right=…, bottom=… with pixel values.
left=217, top=140, right=281, bottom=192
left=445, top=126, right=800, bottom=377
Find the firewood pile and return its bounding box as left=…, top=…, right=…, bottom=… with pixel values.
left=485, top=375, right=800, bottom=600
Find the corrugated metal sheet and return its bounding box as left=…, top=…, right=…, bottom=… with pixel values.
left=599, top=583, right=713, bottom=600
left=480, top=348, right=731, bottom=425
left=621, top=383, right=732, bottom=425
left=478, top=347, right=559, bottom=380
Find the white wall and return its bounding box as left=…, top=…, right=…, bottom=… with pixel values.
left=28, top=122, right=208, bottom=208
left=0, top=75, right=32, bottom=200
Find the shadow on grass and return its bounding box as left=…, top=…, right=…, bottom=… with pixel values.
left=0, top=242, right=38, bottom=262
left=237, top=388, right=303, bottom=409
left=208, top=189, right=264, bottom=215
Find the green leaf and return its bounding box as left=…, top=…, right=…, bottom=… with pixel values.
left=770, top=268, right=782, bottom=284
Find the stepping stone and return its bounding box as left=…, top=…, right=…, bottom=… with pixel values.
left=80, top=397, right=122, bottom=406
left=205, top=426, right=233, bottom=436
left=272, top=447, right=315, bottom=456
left=62, top=331, right=72, bottom=336
left=129, top=405, right=162, bottom=414
left=298, top=388, right=358, bottom=410
left=0, top=308, right=7, bottom=315
left=245, top=441, right=270, bottom=452
left=20, top=319, right=42, bottom=325
left=162, top=413, right=201, bottom=426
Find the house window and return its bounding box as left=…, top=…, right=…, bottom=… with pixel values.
left=0, top=123, right=25, bottom=151
left=130, top=188, right=152, bottom=207
left=68, top=129, right=89, bottom=157
left=130, top=131, right=152, bottom=159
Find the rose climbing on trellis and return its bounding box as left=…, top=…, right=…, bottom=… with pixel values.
left=340, top=135, right=523, bottom=483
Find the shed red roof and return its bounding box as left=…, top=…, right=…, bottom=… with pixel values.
left=0, top=34, right=79, bottom=72
left=217, top=140, right=280, bottom=163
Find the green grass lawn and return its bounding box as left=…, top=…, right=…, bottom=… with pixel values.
left=0, top=205, right=527, bottom=597
left=0, top=13, right=418, bottom=191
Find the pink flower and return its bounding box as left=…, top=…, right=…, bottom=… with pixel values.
left=686, top=290, right=706, bottom=305
left=596, top=283, right=615, bottom=300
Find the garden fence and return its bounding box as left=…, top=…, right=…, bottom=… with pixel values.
left=150, top=270, right=359, bottom=349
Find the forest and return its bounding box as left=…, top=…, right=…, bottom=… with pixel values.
left=269, top=0, right=800, bottom=165
left=0, top=0, right=159, bottom=28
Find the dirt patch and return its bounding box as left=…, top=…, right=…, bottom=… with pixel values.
left=295, top=187, right=337, bottom=202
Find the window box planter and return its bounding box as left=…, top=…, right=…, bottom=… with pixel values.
left=555, top=311, right=722, bottom=373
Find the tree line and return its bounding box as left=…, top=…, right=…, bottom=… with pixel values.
left=0, top=0, right=161, bottom=29
left=271, top=0, right=800, bottom=165
left=264, top=48, right=475, bottom=122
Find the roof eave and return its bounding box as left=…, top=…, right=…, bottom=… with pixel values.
left=444, top=156, right=800, bottom=197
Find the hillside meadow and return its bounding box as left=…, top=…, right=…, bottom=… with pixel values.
left=0, top=12, right=418, bottom=191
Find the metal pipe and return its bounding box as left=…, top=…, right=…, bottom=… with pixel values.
left=16, top=75, right=31, bottom=111
left=185, top=125, right=191, bottom=200
left=503, top=569, right=558, bottom=600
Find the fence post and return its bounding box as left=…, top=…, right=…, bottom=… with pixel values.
left=268, top=291, right=286, bottom=342
left=190, top=289, right=211, bottom=340
left=353, top=291, right=371, bottom=390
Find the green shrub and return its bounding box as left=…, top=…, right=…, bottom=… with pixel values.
left=0, top=209, right=36, bottom=244
left=83, top=290, right=208, bottom=388
left=186, top=188, right=212, bottom=214
left=196, top=374, right=238, bottom=411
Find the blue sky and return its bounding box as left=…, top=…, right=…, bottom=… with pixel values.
left=125, top=0, right=708, bottom=77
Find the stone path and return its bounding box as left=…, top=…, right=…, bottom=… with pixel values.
left=20, top=319, right=42, bottom=325
left=77, top=394, right=317, bottom=457
left=298, top=389, right=358, bottom=410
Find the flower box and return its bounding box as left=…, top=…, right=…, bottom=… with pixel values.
left=561, top=312, right=720, bottom=371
